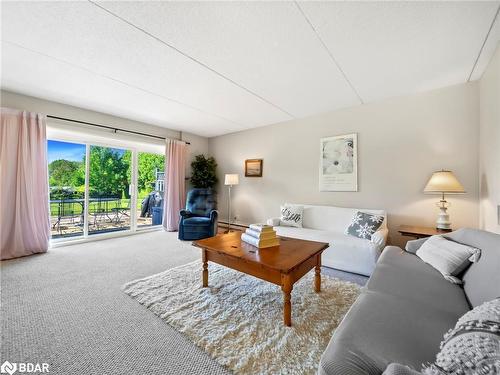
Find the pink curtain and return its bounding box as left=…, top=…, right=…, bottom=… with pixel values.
left=0, top=108, right=50, bottom=260
left=163, top=139, right=187, bottom=231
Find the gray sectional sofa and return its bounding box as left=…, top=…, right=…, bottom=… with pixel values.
left=319, top=228, right=500, bottom=374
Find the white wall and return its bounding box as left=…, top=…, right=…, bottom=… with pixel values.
left=479, top=43, right=500, bottom=234
left=209, top=83, right=480, bottom=247
left=0, top=90, right=209, bottom=177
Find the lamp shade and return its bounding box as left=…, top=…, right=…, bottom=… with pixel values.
left=424, top=170, right=465, bottom=194
left=224, top=174, right=239, bottom=186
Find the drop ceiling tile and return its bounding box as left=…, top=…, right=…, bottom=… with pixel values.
left=2, top=1, right=498, bottom=137
left=1, top=42, right=241, bottom=137
left=90, top=1, right=361, bottom=118
left=1, top=1, right=289, bottom=130
left=299, top=1, right=499, bottom=102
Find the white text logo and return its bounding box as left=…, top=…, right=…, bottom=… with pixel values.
left=0, top=361, right=49, bottom=374
left=0, top=362, right=17, bottom=375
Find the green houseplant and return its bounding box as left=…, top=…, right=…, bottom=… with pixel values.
left=190, top=155, right=218, bottom=189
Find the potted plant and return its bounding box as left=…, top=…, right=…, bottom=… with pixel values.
left=190, top=155, right=218, bottom=190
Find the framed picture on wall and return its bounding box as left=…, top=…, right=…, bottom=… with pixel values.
left=245, top=159, right=263, bottom=177
left=319, top=133, right=358, bottom=191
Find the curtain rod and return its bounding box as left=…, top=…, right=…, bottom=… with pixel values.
left=47, top=115, right=190, bottom=144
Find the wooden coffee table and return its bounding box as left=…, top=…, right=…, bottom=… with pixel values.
left=193, top=232, right=329, bottom=327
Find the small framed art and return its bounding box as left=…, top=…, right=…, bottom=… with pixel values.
left=245, top=159, right=263, bottom=177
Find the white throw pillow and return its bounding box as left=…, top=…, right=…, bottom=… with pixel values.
left=416, top=235, right=481, bottom=284
left=422, top=298, right=500, bottom=374
left=280, top=205, right=303, bottom=228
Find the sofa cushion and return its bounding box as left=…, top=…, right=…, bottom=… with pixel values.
left=274, top=226, right=383, bottom=275
left=284, top=203, right=386, bottom=232
left=447, top=228, right=500, bottom=307
left=367, top=247, right=470, bottom=315
left=319, top=289, right=462, bottom=375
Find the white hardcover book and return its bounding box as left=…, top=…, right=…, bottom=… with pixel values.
left=241, top=233, right=280, bottom=248
left=248, top=223, right=274, bottom=233
left=245, top=228, right=277, bottom=240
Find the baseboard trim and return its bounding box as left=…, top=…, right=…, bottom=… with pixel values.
left=218, top=221, right=249, bottom=230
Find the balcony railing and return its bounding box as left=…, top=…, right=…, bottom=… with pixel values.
left=49, top=197, right=155, bottom=238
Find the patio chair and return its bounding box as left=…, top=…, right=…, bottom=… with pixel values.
left=90, top=197, right=108, bottom=230
left=111, top=199, right=130, bottom=225
left=53, top=199, right=82, bottom=236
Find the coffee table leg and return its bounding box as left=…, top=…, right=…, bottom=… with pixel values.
left=281, top=274, right=292, bottom=327
left=315, top=255, right=321, bottom=293
left=202, top=249, right=208, bottom=287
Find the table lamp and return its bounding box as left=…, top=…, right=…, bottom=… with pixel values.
left=424, top=170, right=465, bottom=230
left=224, top=174, right=239, bottom=232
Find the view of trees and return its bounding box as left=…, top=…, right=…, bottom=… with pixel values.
left=48, top=159, right=85, bottom=190
left=89, top=146, right=130, bottom=198
left=137, top=153, right=165, bottom=194
left=48, top=146, right=165, bottom=199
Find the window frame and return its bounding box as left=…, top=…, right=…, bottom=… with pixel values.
left=47, top=136, right=165, bottom=246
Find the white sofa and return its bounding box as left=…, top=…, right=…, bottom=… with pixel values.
left=267, top=204, right=388, bottom=276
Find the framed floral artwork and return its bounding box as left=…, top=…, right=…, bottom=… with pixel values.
left=319, top=133, right=358, bottom=191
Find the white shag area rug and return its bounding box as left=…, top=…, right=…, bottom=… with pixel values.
left=123, top=261, right=361, bottom=375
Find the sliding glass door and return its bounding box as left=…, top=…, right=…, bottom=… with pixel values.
left=136, top=151, right=165, bottom=229
left=88, top=146, right=132, bottom=235
left=48, top=140, right=86, bottom=239
left=48, top=138, right=165, bottom=242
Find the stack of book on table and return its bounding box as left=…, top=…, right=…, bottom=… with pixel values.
left=241, top=224, right=280, bottom=248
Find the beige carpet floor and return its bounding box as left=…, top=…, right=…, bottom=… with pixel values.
left=123, top=261, right=361, bottom=375
left=1, top=231, right=230, bottom=375
left=1, top=230, right=366, bottom=374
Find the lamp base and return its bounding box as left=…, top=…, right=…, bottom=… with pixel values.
left=436, top=201, right=451, bottom=230
left=436, top=223, right=451, bottom=230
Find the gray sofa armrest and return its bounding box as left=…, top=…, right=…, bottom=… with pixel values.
left=405, top=237, right=429, bottom=254
left=371, top=228, right=389, bottom=247
left=383, top=363, right=422, bottom=375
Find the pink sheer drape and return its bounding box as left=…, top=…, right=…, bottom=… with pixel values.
left=0, top=108, right=50, bottom=260
left=163, top=139, right=187, bottom=231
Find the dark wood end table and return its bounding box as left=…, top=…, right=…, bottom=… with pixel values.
left=398, top=225, right=452, bottom=239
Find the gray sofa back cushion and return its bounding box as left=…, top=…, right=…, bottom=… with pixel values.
left=447, top=228, right=500, bottom=307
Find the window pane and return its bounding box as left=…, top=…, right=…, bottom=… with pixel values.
left=48, top=140, right=86, bottom=239
left=88, top=146, right=132, bottom=235
left=137, top=152, right=165, bottom=228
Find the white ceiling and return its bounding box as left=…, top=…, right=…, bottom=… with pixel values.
left=1, top=1, right=499, bottom=137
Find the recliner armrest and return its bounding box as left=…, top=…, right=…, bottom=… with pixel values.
left=371, top=228, right=388, bottom=247
left=405, top=237, right=428, bottom=254
left=266, top=217, right=281, bottom=226
left=209, top=210, right=218, bottom=222
left=179, top=209, right=193, bottom=218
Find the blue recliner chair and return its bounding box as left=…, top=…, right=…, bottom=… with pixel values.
left=178, top=188, right=218, bottom=240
